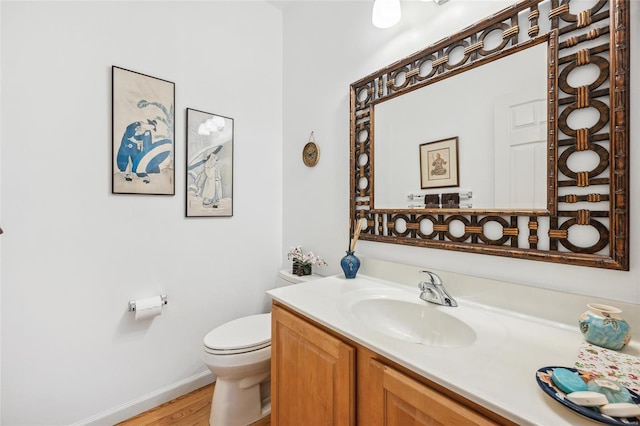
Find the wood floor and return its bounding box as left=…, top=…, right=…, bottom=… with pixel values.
left=117, top=383, right=271, bottom=426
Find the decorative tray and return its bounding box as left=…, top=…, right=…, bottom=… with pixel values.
left=536, top=366, right=640, bottom=425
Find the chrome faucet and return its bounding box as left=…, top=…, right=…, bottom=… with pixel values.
left=418, top=270, right=458, bottom=307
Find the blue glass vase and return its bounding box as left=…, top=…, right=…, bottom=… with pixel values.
left=340, top=250, right=360, bottom=279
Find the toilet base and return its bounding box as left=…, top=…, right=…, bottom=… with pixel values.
left=209, top=374, right=271, bottom=426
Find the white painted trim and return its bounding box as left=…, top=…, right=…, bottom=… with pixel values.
left=70, top=371, right=215, bottom=426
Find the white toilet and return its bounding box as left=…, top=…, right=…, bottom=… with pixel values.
left=202, top=270, right=319, bottom=426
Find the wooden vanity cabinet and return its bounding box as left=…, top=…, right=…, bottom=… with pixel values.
left=271, top=303, right=356, bottom=425
left=358, top=350, right=504, bottom=425
left=271, top=302, right=513, bottom=426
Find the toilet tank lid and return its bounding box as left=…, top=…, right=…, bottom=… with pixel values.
left=204, top=313, right=271, bottom=351
left=278, top=269, right=321, bottom=284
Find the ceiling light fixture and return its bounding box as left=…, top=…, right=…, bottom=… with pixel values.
left=372, top=0, right=402, bottom=29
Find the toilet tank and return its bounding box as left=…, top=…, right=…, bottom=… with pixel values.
left=276, top=269, right=320, bottom=287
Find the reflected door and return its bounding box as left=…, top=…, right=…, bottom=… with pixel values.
left=494, top=91, right=547, bottom=209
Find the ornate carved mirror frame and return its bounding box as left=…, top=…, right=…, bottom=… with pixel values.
left=350, top=0, right=629, bottom=270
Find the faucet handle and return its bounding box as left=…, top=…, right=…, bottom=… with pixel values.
left=420, top=270, right=443, bottom=285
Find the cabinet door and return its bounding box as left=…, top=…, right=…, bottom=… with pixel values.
left=271, top=304, right=355, bottom=426
left=369, top=358, right=497, bottom=426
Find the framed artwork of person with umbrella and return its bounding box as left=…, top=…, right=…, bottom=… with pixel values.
left=186, top=108, right=234, bottom=217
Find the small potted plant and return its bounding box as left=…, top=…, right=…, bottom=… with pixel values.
left=287, top=246, right=327, bottom=276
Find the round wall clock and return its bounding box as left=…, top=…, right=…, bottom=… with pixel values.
left=302, top=141, right=320, bottom=167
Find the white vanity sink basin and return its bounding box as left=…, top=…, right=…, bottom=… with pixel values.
left=339, top=285, right=506, bottom=348
left=349, top=297, right=476, bottom=347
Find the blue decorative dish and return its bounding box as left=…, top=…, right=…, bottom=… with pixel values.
left=536, top=366, right=640, bottom=425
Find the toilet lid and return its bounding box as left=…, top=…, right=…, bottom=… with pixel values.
left=204, top=313, right=271, bottom=353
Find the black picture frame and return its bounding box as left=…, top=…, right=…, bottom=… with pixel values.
left=112, top=66, right=175, bottom=195
left=185, top=108, right=234, bottom=217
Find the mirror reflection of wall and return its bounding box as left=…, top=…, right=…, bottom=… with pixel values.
left=374, top=42, right=547, bottom=210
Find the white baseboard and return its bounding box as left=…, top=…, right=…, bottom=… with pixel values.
left=70, top=370, right=215, bottom=426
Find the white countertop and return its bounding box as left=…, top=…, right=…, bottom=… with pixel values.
left=267, top=273, right=639, bottom=426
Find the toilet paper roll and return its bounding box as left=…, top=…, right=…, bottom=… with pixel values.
left=134, top=295, right=164, bottom=320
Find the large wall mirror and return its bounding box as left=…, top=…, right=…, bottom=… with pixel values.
left=350, top=0, right=629, bottom=270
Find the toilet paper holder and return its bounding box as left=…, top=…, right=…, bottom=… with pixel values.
left=128, top=294, right=168, bottom=312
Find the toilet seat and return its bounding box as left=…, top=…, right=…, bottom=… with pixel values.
left=204, top=313, right=271, bottom=355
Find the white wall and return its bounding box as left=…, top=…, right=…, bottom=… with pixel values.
left=281, top=0, right=640, bottom=304
left=0, top=2, right=3, bottom=423
left=1, top=2, right=282, bottom=425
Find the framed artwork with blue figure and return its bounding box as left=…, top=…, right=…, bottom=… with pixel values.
left=112, top=66, right=175, bottom=195
left=186, top=108, right=234, bottom=217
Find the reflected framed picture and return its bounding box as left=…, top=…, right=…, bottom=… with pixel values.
left=186, top=108, right=234, bottom=217
left=419, top=137, right=459, bottom=189
left=112, top=66, right=175, bottom=195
